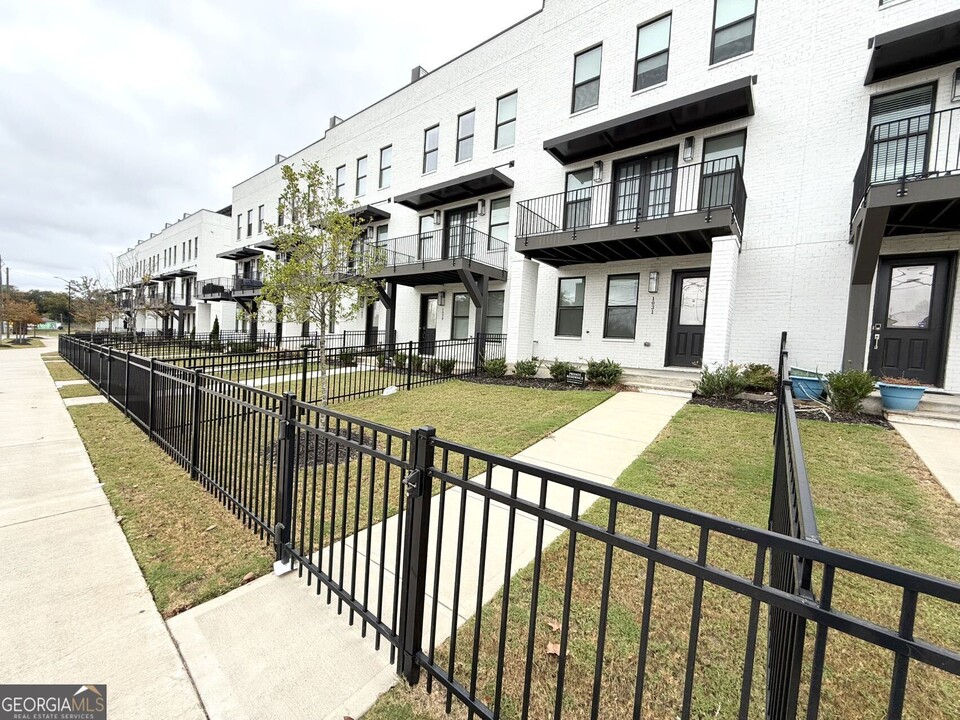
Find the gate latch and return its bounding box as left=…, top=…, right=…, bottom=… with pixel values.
left=402, top=469, right=426, bottom=497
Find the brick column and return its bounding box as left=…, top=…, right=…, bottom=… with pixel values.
left=505, top=257, right=539, bottom=363
left=702, top=235, right=740, bottom=368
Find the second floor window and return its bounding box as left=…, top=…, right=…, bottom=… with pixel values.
left=495, top=91, right=517, bottom=150
left=379, top=145, right=392, bottom=189
left=376, top=224, right=388, bottom=246
left=712, top=0, right=756, bottom=65
left=457, top=110, right=475, bottom=162
left=635, top=14, right=671, bottom=91
left=488, top=197, right=510, bottom=250
left=572, top=45, right=602, bottom=113
left=423, top=125, right=439, bottom=173
left=258, top=205, right=264, bottom=233
left=246, top=209, right=253, bottom=237
left=356, top=156, right=367, bottom=196
left=236, top=214, right=241, bottom=240
left=335, top=165, right=346, bottom=198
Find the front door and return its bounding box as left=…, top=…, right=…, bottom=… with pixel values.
left=444, top=206, right=477, bottom=260
left=667, top=269, right=709, bottom=367
left=365, top=303, right=380, bottom=347
left=869, top=255, right=952, bottom=385
left=612, top=148, right=677, bottom=225
left=419, top=294, right=439, bottom=356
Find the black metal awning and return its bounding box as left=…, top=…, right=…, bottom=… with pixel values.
left=542, top=77, right=756, bottom=165
left=393, top=168, right=514, bottom=211
left=253, top=239, right=277, bottom=251
left=171, top=268, right=197, bottom=277
left=153, top=272, right=177, bottom=281
left=216, top=246, right=263, bottom=261
left=865, top=10, right=960, bottom=85
left=347, top=204, right=391, bottom=222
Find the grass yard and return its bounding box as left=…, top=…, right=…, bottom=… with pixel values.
left=44, top=359, right=84, bottom=382
left=58, top=381, right=100, bottom=398
left=368, top=404, right=960, bottom=720
left=0, top=337, right=46, bottom=349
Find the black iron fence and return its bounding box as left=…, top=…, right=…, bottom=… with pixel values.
left=59, top=334, right=959, bottom=719
left=517, top=157, right=747, bottom=239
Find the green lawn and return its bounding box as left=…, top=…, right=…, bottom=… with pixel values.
left=59, top=382, right=100, bottom=398
left=45, top=359, right=84, bottom=382
left=0, top=337, right=46, bottom=349
left=367, top=405, right=960, bottom=720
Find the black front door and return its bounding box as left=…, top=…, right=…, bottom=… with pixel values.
left=419, top=294, right=439, bottom=356
left=365, top=303, right=380, bottom=347
left=667, top=269, right=709, bottom=367
left=612, top=148, right=677, bottom=225
left=869, top=255, right=952, bottom=385
left=444, top=206, right=477, bottom=260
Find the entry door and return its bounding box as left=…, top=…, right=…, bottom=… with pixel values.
left=419, top=294, right=439, bottom=356
left=667, top=269, right=709, bottom=367
left=365, top=303, right=380, bottom=347
left=612, top=149, right=677, bottom=225
left=445, top=207, right=477, bottom=260
left=868, top=255, right=951, bottom=385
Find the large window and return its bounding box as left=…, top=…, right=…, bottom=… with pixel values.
left=488, top=197, right=510, bottom=250
left=452, top=292, right=470, bottom=339
left=356, top=156, right=367, bottom=197
left=556, top=277, right=585, bottom=337
left=423, top=125, right=440, bottom=173
left=257, top=204, right=264, bottom=234
left=868, top=84, right=934, bottom=184
left=635, top=15, right=671, bottom=91
left=604, top=275, right=639, bottom=339
left=495, top=92, right=517, bottom=150
left=486, top=290, right=505, bottom=334
left=564, top=169, right=594, bottom=229
left=457, top=110, right=475, bottom=162
left=572, top=45, right=602, bottom=113
left=712, top=0, right=756, bottom=64
left=379, top=145, right=392, bottom=189
left=335, top=165, right=346, bottom=198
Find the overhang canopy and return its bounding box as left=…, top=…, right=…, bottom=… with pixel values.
left=543, top=76, right=756, bottom=165
left=253, top=239, right=276, bottom=251
left=216, top=246, right=263, bottom=261
left=347, top=204, right=391, bottom=223
left=865, top=10, right=960, bottom=85
left=393, top=168, right=514, bottom=211
left=171, top=268, right=197, bottom=277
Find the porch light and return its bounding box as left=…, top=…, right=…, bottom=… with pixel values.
left=683, top=136, right=695, bottom=162
left=648, top=271, right=659, bottom=294
left=438, top=291, right=446, bottom=306
left=954, top=68, right=960, bottom=101
left=433, top=209, right=442, bottom=225
left=477, top=198, right=486, bottom=216
left=593, top=160, right=604, bottom=183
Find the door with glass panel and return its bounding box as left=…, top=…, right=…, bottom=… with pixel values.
left=868, top=255, right=951, bottom=385
left=700, top=130, right=746, bottom=210
left=564, top=169, right=593, bottom=230
left=419, top=294, right=439, bottom=356
left=444, top=206, right=477, bottom=260
left=868, top=84, right=934, bottom=185
left=667, top=269, right=709, bottom=367
left=612, top=149, right=677, bottom=225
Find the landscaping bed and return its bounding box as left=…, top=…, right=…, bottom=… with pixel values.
left=691, top=395, right=891, bottom=427
left=462, top=374, right=617, bottom=392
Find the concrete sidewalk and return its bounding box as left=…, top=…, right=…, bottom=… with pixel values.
left=168, top=390, right=687, bottom=719
left=0, top=341, right=205, bottom=719
left=891, top=422, right=960, bottom=504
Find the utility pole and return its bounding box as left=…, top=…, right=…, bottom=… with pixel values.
left=4, top=265, right=9, bottom=339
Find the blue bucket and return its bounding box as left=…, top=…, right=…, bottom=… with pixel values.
left=877, top=383, right=926, bottom=412
left=790, top=375, right=824, bottom=400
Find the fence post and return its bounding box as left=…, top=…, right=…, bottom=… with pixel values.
left=147, top=357, right=157, bottom=441
left=398, top=425, right=436, bottom=684
left=300, top=347, right=309, bottom=403
left=105, top=348, right=112, bottom=400
left=123, top=351, right=131, bottom=417
left=405, top=340, right=413, bottom=390
left=274, top=391, right=297, bottom=571
left=189, top=370, right=203, bottom=480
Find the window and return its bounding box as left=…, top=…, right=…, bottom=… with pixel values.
left=452, top=292, right=470, bottom=339
left=423, top=125, right=439, bottom=173
left=701, top=129, right=746, bottom=208
left=495, top=91, right=517, bottom=150
left=246, top=209, right=253, bottom=237
left=356, top=156, right=367, bottom=196
left=173, top=246, right=177, bottom=265
left=237, top=214, right=242, bottom=240
left=376, top=224, right=389, bottom=246
left=635, top=15, right=671, bottom=91
left=564, top=169, right=594, bottom=229
left=556, top=277, right=585, bottom=336
left=457, top=110, right=475, bottom=162
left=712, top=0, right=756, bottom=64
left=486, top=290, right=505, bottom=334
left=335, top=165, right=346, bottom=198
left=572, top=45, right=602, bottom=113
left=278, top=207, right=284, bottom=226
left=868, top=84, right=934, bottom=184
left=194, top=237, right=198, bottom=258
left=488, top=197, right=510, bottom=250
left=379, top=145, right=392, bottom=189
left=182, top=241, right=186, bottom=261
left=418, top=215, right=435, bottom=259
left=604, top=275, right=639, bottom=339
left=258, top=205, right=264, bottom=233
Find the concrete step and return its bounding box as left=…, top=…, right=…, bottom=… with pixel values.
left=885, top=410, right=960, bottom=429
left=917, top=392, right=960, bottom=416
left=622, top=371, right=697, bottom=398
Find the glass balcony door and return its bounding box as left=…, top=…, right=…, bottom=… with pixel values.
left=612, top=149, right=677, bottom=225
left=444, top=206, right=477, bottom=260
left=868, top=84, right=934, bottom=184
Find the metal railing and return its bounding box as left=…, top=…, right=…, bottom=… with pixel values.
left=58, top=333, right=960, bottom=720
left=517, top=157, right=747, bottom=239
left=233, top=272, right=264, bottom=294
left=144, top=293, right=193, bottom=309
left=376, top=228, right=509, bottom=274
left=852, top=106, right=960, bottom=218
left=197, top=277, right=234, bottom=300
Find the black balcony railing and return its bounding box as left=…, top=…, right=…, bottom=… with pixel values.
left=517, top=157, right=747, bottom=239
left=145, top=294, right=192, bottom=308
left=197, top=277, right=234, bottom=299
left=852, top=106, right=960, bottom=218
left=376, top=228, right=509, bottom=274
left=232, top=272, right=264, bottom=294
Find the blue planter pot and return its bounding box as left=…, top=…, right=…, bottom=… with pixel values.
left=790, top=375, right=824, bottom=400
left=877, top=383, right=926, bottom=412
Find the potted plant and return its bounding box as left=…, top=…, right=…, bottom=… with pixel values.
left=789, top=368, right=825, bottom=401
left=877, top=376, right=927, bottom=412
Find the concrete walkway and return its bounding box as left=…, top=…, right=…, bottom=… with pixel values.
left=0, top=340, right=205, bottom=719
left=891, top=422, right=960, bottom=504
left=168, top=391, right=687, bottom=719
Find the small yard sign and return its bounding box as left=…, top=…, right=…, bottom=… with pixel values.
left=566, top=370, right=585, bottom=386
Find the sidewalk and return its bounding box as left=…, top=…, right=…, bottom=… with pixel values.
left=891, top=422, right=960, bottom=504
left=0, top=341, right=205, bottom=720
left=168, top=390, right=687, bottom=719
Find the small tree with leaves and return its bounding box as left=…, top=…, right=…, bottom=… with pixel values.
left=68, top=276, right=114, bottom=331
left=2, top=299, right=42, bottom=343
left=260, top=161, right=384, bottom=404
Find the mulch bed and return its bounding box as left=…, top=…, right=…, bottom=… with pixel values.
left=461, top=375, right=616, bottom=392
left=691, top=396, right=891, bottom=428
left=262, top=425, right=391, bottom=467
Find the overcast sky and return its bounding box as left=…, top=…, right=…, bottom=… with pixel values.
left=0, top=0, right=543, bottom=291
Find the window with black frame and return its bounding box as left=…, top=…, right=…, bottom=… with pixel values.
left=418, top=215, right=435, bottom=260
left=486, top=290, right=504, bottom=334
left=452, top=292, right=470, bottom=339
left=556, top=277, right=585, bottom=336
left=564, top=169, right=594, bottom=230
left=635, top=14, right=671, bottom=91
left=711, top=0, right=756, bottom=64
left=700, top=130, right=746, bottom=210
left=495, top=92, right=517, bottom=149
left=423, top=125, right=439, bottom=173
left=335, top=165, right=346, bottom=198
left=457, top=110, right=475, bottom=162
left=488, top=197, right=510, bottom=251
left=356, top=156, right=367, bottom=197
left=604, top=274, right=639, bottom=339
left=868, top=84, right=934, bottom=184
left=572, top=45, right=602, bottom=113
left=379, top=145, right=392, bottom=189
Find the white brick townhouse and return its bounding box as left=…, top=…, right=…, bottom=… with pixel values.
left=117, top=1, right=960, bottom=390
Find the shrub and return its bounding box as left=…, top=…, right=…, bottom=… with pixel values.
left=549, top=359, right=575, bottom=382
left=393, top=352, right=407, bottom=369
left=826, top=369, right=876, bottom=412
left=696, top=363, right=747, bottom=399
left=741, top=363, right=777, bottom=393
left=410, top=354, right=423, bottom=373
left=339, top=350, right=358, bottom=367
left=228, top=341, right=257, bottom=354
left=514, top=357, right=541, bottom=378
left=437, top=358, right=457, bottom=375
left=586, top=358, right=623, bottom=387
left=422, top=357, right=437, bottom=374
left=484, top=357, right=507, bottom=378
left=376, top=352, right=388, bottom=368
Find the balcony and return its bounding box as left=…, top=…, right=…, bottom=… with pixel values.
left=850, top=107, right=960, bottom=283
left=197, top=277, right=234, bottom=301
left=516, top=159, right=746, bottom=267
left=144, top=294, right=194, bottom=311
left=372, top=228, right=509, bottom=286
left=232, top=272, right=264, bottom=299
